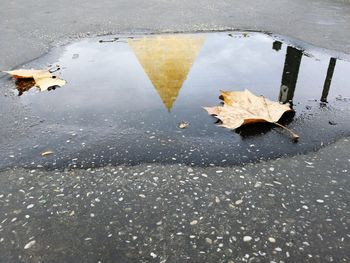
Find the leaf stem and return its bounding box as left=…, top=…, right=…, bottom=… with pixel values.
left=273, top=122, right=300, bottom=142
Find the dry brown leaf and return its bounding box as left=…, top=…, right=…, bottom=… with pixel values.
left=204, top=89, right=299, bottom=141
left=4, top=69, right=52, bottom=79
left=4, top=69, right=66, bottom=94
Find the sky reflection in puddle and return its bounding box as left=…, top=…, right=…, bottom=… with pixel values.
left=19, top=32, right=350, bottom=110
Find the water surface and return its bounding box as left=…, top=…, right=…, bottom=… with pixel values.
left=1, top=32, right=350, bottom=169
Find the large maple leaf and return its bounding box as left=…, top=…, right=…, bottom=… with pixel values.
left=204, top=89, right=299, bottom=141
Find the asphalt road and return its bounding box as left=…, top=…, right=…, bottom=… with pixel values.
left=0, top=0, right=350, bottom=262
left=0, top=139, right=349, bottom=262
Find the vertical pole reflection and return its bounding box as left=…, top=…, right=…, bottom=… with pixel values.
left=321, top=57, right=337, bottom=103
left=272, top=41, right=282, bottom=52
left=278, top=46, right=303, bottom=104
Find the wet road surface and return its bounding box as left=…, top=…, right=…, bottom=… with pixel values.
left=0, top=138, right=349, bottom=262
left=0, top=31, right=349, bottom=263
left=1, top=0, right=350, bottom=260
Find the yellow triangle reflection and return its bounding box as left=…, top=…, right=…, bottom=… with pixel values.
left=129, top=35, right=205, bottom=111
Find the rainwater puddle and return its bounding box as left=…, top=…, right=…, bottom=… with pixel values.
left=1, top=32, right=350, bottom=169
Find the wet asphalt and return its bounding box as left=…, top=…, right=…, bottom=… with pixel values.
left=0, top=0, right=350, bottom=262
left=0, top=139, right=349, bottom=262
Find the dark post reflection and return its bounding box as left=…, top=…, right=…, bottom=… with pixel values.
left=272, top=41, right=282, bottom=52
left=278, top=46, right=303, bottom=104
left=321, top=57, right=337, bottom=102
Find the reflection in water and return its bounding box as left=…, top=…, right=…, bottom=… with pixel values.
left=17, top=33, right=350, bottom=116
left=321, top=57, right=337, bottom=102
left=272, top=41, right=282, bottom=52
left=236, top=111, right=295, bottom=138
left=129, top=35, right=205, bottom=111
left=278, top=46, right=303, bottom=104
left=15, top=79, right=36, bottom=96
left=5, top=32, right=350, bottom=169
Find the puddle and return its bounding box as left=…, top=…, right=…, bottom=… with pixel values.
left=1, top=32, right=350, bottom=169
